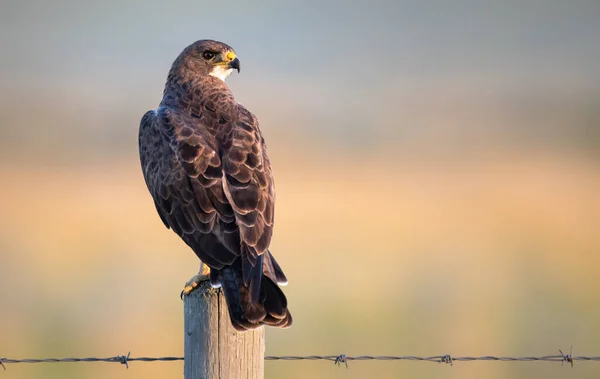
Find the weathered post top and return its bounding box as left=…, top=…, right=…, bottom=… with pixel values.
left=184, top=281, right=265, bottom=379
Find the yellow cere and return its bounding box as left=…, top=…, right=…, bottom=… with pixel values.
left=226, top=51, right=236, bottom=61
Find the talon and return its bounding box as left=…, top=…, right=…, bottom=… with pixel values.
left=181, top=264, right=211, bottom=299
left=181, top=278, right=200, bottom=297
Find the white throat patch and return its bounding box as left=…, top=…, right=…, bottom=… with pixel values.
left=209, top=66, right=233, bottom=81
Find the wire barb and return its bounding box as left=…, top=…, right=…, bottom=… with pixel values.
left=440, top=354, right=454, bottom=366
left=559, top=345, right=574, bottom=368
left=118, top=352, right=131, bottom=369
left=0, top=358, right=5, bottom=371
left=334, top=354, right=348, bottom=368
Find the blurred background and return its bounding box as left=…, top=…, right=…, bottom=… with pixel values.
left=1, top=0, right=599, bottom=378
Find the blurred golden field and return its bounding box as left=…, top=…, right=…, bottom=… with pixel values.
left=1, top=146, right=599, bottom=379
left=1, top=1, right=600, bottom=378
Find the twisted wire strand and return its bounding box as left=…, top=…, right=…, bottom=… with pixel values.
left=0, top=349, right=594, bottom=370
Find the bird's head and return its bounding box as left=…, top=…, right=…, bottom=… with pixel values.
left=173, top=39, right=240, bottom=82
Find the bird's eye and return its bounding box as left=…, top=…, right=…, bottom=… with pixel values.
left=202, top=51, right=215, bottom=60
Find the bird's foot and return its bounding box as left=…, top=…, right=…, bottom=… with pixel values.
left=180, top=264, right=211, bottom=299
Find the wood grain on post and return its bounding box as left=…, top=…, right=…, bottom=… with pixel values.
left=184, top=280, right=265, bottom=379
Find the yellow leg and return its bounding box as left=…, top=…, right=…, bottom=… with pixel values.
left=180, top=263, right=211, bottom=299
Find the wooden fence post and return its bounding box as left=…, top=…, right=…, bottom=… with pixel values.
left=184, top=280, right=265, bottom=379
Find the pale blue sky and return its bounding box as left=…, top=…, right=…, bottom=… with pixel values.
left=1, top=0, right=599, bottom=156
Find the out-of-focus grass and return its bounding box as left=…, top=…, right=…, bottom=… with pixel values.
left=0, top=147, right=598, bottom=379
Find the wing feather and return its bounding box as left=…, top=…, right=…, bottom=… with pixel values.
left=221, top=106, right=276, bottom=298
left=223, top=106, right=275, bottom=252
left=139, top=107, right=237, bottom=268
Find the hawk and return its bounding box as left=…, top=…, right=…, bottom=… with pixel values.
left=138, top=40, right=292, bottom=331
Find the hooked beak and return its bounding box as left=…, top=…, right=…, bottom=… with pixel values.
left=228, top=57, right=240, bottom=73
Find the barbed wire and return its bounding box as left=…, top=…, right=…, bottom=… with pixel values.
left=1, top=347, right=596, bottom=370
